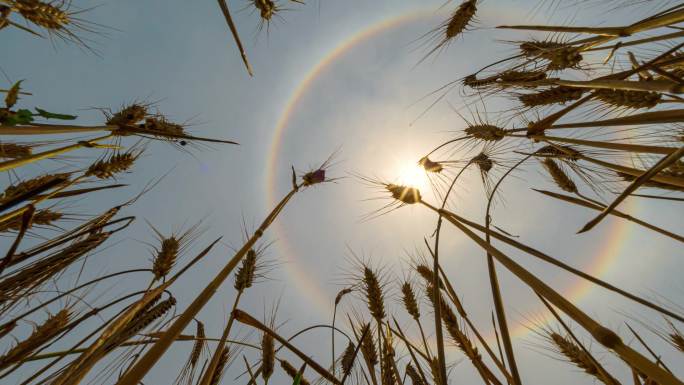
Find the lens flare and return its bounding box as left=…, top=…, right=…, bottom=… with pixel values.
left=396, top=161, right=430, bottom=193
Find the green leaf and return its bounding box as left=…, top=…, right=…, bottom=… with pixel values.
left=292, top=373, right=302, bottom=385
left=4, top=109, right=34, bottom=126
left=35, top=107, right=77, bottom=120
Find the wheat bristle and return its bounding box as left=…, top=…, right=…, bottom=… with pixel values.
left=670, top=332, right=684, bottom=353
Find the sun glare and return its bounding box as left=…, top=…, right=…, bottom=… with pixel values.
left=396, top=161, right=431, bottom=193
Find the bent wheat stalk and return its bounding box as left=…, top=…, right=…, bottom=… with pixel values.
left=580, top=146, right=684, bottom=233
left=0, top=124, right=111, bottom=135
left=0, top=205, right=33, bottom=274
left=0, top=134, right=115, bottom=172
left=534, top=189, right=684, bottom=243
left=26, top=337, right=257, bottom=361
left=439, top=209, right=684, bottom=322
left=423, top=201, right=683, bottom=385
left=232, top=309, right=342, bottom=385
left=550, top=109, right=684, bottom=130
left=498, top=7, right=684, bottom=37
left=216, top=0, right=253, bottom=76
left=527, top=135, right=678, bottom=155
left=560, top=149, right=684, bottom=189
left=553, top=79, right=684, bottom=93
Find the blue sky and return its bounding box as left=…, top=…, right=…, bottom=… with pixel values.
left=2, top=0, right=683, bottom=384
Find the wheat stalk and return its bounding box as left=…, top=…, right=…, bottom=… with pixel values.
left=112, top=175, right=310, bottom=385
left=422, top=201, right=682, bottom=385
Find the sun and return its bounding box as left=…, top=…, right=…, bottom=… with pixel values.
left=396, top=160, right=431, bottom=193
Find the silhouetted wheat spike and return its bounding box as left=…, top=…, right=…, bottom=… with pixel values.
left=86, top=150, right=140, bottom=179
left=0, top=143, right=31, bottom=159
left=152, top=237, right=179, bottom=281
left=0, top=308, right=69, bottom=370
left=109, top=296, right=177, bottom=350
left=209, top=347, right=228, bottom=385
left=551, top=333, right=620, bottom=385
left=541, top=158, right=578, bottom=193
left=1, top=173, right=69, bottom=203
left=0, top=231, right=109, bottom=301
left=234, top=249, right=257, bottom=291
left=363, top=266, right=386, bottom=321
left=406, top=363, right=427, bottom=385
left=401, top=281, right=420, bottom=320
left=519, top=87, right=585, bottom=107
left=280, top=360, right=311, bottom=385
left=670, top=330, right=684, bottom=353
left=426, top=284, right=500, bottom=385
left=380, top=327, right=396, bottom=385
left=0, top=208, right=61, bottom=232
left=261, top=332, right=275, bottom=384
left=340, top=341, right=355, bottom=377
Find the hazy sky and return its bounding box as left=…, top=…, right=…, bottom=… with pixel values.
left=2, top=1, right=683, bottom=384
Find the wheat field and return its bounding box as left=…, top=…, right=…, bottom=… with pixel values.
left=0, top=0, right=683, bottom=385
